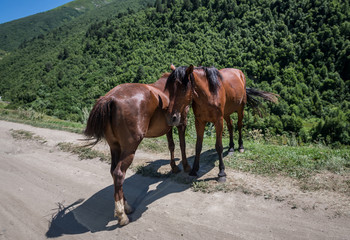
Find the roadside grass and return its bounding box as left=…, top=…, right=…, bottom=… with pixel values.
left=0, top=105, right=84, bottom=133
left=137, top=135, right=350, bottom=195
left=131, top=163, right=196, bottom=185
left=225, top=141, right=350, bottom=196
left=138, top=136, right=170, bottom=153
left=225, top=141, right=350, bottom=179
left=4, top=106, right=350, bottom=196
left=133, top=164, right=171, bottom=178
left=57, top=142, right=109, bottom=162
left=10, top=129, right=46, bottom=143
left=192, top=181, right=237, bottom=193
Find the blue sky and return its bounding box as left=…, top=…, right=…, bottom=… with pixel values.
left=0, top=0, right=74, bottom=24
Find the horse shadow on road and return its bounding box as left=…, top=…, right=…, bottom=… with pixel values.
left=46, top=148, right=224, bottom=238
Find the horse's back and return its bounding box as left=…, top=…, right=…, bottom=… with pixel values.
left=220, top=68, right=247, bottom=114
left=220, top=68, right=246, bottom=92
left=103, top=83, right=161, bottom=146
left=105, top=82, right=171, bottom=142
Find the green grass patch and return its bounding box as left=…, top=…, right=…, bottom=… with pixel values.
left=138, top=137, right=170, bottom=153
left=10, top=129, right=46, bottom=143
left=226, top=141, right=350, bottom=179
left=131, top=163, right=196, bottom=185
left=0, top=106, right=84, bottom=133
left=192, top=180, right=251, bottom=194
left=57, top=142, right=109, bottom=162
left=133, top=164, right=171, bottom=178
left=192, top=180, right=211, bottom=193
left=3, top=104, right=350, bottom=196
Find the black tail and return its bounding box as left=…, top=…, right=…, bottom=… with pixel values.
left=84, top=96, right=115, bottom=145
left=246, top=88, right=279, bottom=116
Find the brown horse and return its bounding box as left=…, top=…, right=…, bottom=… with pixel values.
left=84, top=73, right=191, bottom=226
left=165, top=65, right=278, bottom=182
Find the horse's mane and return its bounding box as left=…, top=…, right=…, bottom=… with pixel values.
left=165, top=66, right=191, bottom=90
left=165, top=66, right=222, bottom=94
left=195, top=66, right=222, bottom=94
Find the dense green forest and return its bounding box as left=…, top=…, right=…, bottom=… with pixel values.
left=0, top=0, right=153, bottom=52
left=0, top=0, right=349, bottom=145
left=0, top=4, right=82, bottom=52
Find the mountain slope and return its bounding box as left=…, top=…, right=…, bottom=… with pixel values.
left=0, top=0, right=349, bottom=144
left=0, top=0, right=153, bottom=52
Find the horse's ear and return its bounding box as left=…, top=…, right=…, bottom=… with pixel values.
left=170, top=64, right=176, bottom=71
left=186, top=65, right=194, bottom=75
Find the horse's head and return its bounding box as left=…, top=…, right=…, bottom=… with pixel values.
left=164, top=65, right=194, bottom=126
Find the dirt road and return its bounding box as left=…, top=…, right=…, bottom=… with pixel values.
left=0, top=120, right=349, bottom=239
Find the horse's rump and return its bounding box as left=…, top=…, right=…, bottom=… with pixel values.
left=84, top=96, right=115, bottom=144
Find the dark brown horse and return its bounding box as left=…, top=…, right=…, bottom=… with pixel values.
left=165, top=65, right=278, bottom=182
left=84, top=73, right=191, bottom=226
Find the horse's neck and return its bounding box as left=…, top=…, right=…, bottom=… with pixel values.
left=193, top=79, right=215, bottom=106
left=149, top=77, right=167, bottom=93
left=150, top=78, right=163, bottom=88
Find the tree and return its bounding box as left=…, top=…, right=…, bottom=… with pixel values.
left=183, top=0, right=192, bottom=11
left=134, top=65, right=145, bottom=83
left=58, top=47, right=69, bottom=60
left=191, top=0, right=200, bottom=10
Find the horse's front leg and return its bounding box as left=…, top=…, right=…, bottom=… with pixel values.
left=224, top=115, right=234, bottom=154
left=215, top=117, right=226, bottom=182
left=112, top=150, right=135, bottom=226
left=189, top=119, right=205, bottom=176
left=177, top=124, right=191, bottom=172
left=166, top=129, right=180, bottom=173
left=237, top=109, right=245, bottom=153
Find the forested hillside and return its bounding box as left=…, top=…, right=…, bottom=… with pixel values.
left=0, top=0, right=153, bottom=52
left=0, top=0, right=349, bottom=145
left=0, top=4, right=81, bottom=52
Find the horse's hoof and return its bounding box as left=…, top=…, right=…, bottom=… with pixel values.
left=189, top=171, right=198, bottom=177
left=239, top=148, right=245, bottom=153
left=183, top=165, right=191, bottom=173
left=115, top=200, right=130, bottom=224
left=217, top=176, right=226, bottom=182
left=118, top=216, right=130, bottom=226
left=228, top=150, right=234, bottom=156
left=171, top=166, right=181, bottom=174
left=124, top=201, right=133, bottom=214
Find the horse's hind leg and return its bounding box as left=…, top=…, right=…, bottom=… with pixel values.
left=237, top=109, right=244, bottom=153
left=110, top=145, right=121, bottom=176
left=224, top=115, right=234, bottom=154
left=166, top=129, right=180, bottom=173
left=111, top=146, right=133, bottom=214
left=112, top=148, right=136, bottom=226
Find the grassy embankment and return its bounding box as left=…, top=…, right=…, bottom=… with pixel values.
left=2, top=103, right=349, bottom=194
left=0, top=102, right=84, bottom=133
